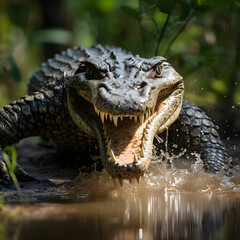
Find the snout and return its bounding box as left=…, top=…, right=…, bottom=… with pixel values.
left=95, top=81, right=154, bottom=115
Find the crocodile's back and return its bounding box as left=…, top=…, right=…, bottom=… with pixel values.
left=29, top=46, right=87, bottom=93
left=28, top=45, right=132, bottom=93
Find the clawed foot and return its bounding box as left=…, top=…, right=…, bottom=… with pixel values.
left=0, top=159, right=38, bottom=186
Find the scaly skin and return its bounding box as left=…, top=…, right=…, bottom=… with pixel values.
left=0, top=45, right=231, bottom=183
left=156, top=99, right=231, bottom=172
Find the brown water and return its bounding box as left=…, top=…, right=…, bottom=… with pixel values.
left=2, top=157, right=240, bottom=240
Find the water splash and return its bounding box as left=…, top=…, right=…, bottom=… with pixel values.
left=68, top=152, right=240, bottom=203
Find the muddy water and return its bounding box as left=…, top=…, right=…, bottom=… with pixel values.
left=2, top=156, right=240, bottom=240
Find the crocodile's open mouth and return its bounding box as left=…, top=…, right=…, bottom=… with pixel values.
left=76, top=81, right=184, bottom=182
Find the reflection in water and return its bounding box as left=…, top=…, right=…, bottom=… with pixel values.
left=2, top=160, right=240, bottom=240
left=2, top=193, right=240, bottom=240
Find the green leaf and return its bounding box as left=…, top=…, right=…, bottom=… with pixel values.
left=2, top=147, right=22, bottom=197
left=122, top=6, right=140, bottom=19
left=3, top=146, right=17, bottom=173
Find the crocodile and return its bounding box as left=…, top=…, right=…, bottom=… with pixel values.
left=0, top=45, right=231, bottom=184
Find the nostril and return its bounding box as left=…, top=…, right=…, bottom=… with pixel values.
left=139, top=81, right=151, bottom=97
left=140, top=81, right=148, bottom=89
left=99, top=82, right=111, bottom=91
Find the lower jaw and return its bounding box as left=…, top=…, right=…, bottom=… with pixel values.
left=100, top=96, right=183, bottom=180
left=99, top=119, right=155, bottom=180
left=103, top=157, right=150, bottom=180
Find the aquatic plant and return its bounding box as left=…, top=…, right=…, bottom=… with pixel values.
left=2, top=147, right=22, bottom=197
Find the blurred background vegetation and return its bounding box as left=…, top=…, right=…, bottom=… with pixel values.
left=0, top=0, right=239, bottom=135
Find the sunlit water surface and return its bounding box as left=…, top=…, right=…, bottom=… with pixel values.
left=2, top=157, right=240, bottom=240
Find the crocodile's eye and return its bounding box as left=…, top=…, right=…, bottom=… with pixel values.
left=153, top=64, right=162, bottom=78
left=86, top=68, right=94, bottom=78
left=75, top=64, right=86, bottom=75
left=155, top=65, right=162, bottom=76
left=75, top=65, right=105, bottom=80
left=86, top=67, right=104, bottom=80
left=147, top=63, right=162, bottom=78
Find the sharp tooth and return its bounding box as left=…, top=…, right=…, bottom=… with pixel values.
left=140, top=113, right=144, bottom=124
left=100, top=111, right=105, bottom=123
left=109, top=114, right=113, bottom=121
left=143, top=133, right=147, bottom=140
left=145, top=112, right=149, bottom=120
left=134, top=153, right=138, bottom=163
left=112, top=178, right=123, bottom=187
left=113, top=116, right=118, bottom=127
left=120, top=115, right=123, bottom=121
left=119, top=178, right=123, bottom=187
left=151, top=107, right=155, bottom=115
left=141, top=141, right=145, bottom=150
left=107, top=139, right=111, bottom=147
left=134, top=115, right=138, bottom=122
left=113, top=178, right=120, bottom=187
left=109, top=148, right=116, bottom=162
left=136, top=175, right=143, bottom=184
left=105, top=113, right=109, bottom=120
left=129, top=115, right=133, bottom=120
left=140, top=147, right=144, bottom=157
left=94, top=105, right=99, bottom=115
left=110, top=155, right=116, bottom=163
left=148, top=109, right=151, bottom=117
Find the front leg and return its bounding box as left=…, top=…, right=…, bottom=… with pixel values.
left=0, top=80, right=66, bottom=182
left=163, top=99, right=231, bottom=172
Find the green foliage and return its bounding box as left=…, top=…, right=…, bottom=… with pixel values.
left=128, top=0, right=240, bottom=106
left=0, top=0, right=239, bottom=107
left=2, top=147, right=22, bottom=197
